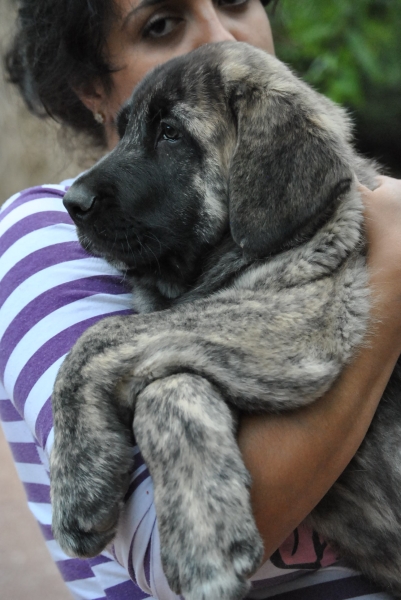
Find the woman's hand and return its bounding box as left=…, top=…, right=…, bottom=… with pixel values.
left=238, top=176, right=401, bottom=564
left=362, top=176, right=401, bottom=333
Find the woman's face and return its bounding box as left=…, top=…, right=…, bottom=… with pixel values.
left=88, top=0, right=274, bottom=147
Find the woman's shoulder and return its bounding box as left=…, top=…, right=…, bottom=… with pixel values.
left=0, top=180, right=76, bottom=245
left=0, top=179, right=89, bottom=288
left=1, top=179, right=74, bottom=211
left=0, top=177, right=133, bottom=331
left=0, top=179, right=74, bottom=223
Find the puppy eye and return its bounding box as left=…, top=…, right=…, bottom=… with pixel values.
left=160, top=123, right=181, bottom=142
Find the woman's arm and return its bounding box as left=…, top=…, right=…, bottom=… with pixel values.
left=238, top=176, right=401, bottom=563
left=0, top=187, right=150, bottom=598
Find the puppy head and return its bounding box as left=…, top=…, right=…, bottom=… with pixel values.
left=64, top=48, right=235, bottom=295
left=63, top=42, right=354, bottom=294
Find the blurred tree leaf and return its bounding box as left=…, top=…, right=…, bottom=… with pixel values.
left=267, top=0, right=401, bottom=175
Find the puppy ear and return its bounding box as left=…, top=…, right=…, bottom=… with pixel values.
left=228, top=91, right=353, bottom=257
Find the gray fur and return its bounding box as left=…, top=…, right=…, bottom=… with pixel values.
left=50, top=42, right=401, bottom=599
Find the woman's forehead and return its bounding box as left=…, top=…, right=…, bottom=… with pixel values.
left=115, top=0, right=164, bottom=21
left=113, top=0, right=178, bottom=19
left=112, top=0, right=273, bottom=21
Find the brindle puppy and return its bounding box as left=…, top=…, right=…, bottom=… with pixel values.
left=50, top=42, right=401, bottom=600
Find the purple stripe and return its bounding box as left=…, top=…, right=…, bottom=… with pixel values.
left=0, top=242, right=88, bottom=308
left=9, top=442, right=42, bottom=464
left=39, top=523, right=54, bottom=541
left=88, top=554, right=113, bottom=567
left=125, top=468, right=151, bottom=502
left=35, top=399, right=53, bottom=449
left=0, top=275, right=129, bottom=378
left=13, top=312, right=132, bottom=415
left=143, top=524, right=153, bottom=588
left=134, top=452, right=145, bottom=471
left=264, top=575, right=382, bottom=600
left=0, top=187, right=66, bottom=223
left=24, top=482, right=51, bottom=503
left=57, top=558, right=95, bottom=582
left=0, top=212, right=73, bottom=257
left=105, top=580, right=149, bottom=599
left=0, top=398, right=22, bottom=421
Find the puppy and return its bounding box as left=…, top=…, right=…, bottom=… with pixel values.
left=50, top=42, right=401, bottom=600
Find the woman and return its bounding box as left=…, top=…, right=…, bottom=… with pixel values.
left=2, top=0, right=401, bottom=598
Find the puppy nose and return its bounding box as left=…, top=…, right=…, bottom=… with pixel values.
left=63, top=185, right=98, bottom=223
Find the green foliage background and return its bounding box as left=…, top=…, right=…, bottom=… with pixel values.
left=267, top=0, right=401, bottom=176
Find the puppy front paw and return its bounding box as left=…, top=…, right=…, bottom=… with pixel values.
left=134, top=374, right=264, bottom=600
left=161, top=515, right=263, bottom=600
left=51, top=488, right=121, bottom=558
left=50, top=349, right=136, bottom=558
left=50, top=428, right=135, bottom=558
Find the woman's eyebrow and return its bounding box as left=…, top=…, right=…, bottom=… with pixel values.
left=123, top=0, right=168, bottom=27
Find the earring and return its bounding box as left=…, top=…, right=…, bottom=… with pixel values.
left=94, top=112, right=105, bottom=125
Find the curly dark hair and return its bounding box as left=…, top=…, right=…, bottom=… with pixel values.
left=5, top=0, right=118, bottom=146
left=4, top=0, right=277, bottom=147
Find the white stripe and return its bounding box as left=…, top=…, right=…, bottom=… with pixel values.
left=36, top=441, right=50, bottom=471
left=65, top=577, right=109, bottom=600
left=45, top=427, right=55, bottom=458
left=27, top=500, right=53, bottom=525
left=39, top=184, right=73, bottom=192
left=149, top=523, right=181, bottom=600
left=0, top=420, right=36, bottom=443
left=0, top=224, right=78, bottom=281
left=91, top=559, right=133, bottom=595
left=112, top=476, right=176, bottom=599
left=16, top=462, right=50, bottom=485
left=0, top=197, right=67, bottom=236
left=49, top=551, right=130, bottom=600
left=100, top=549, right=116, bottom=562
left=46, top=539, right=74, bottom=561
left=0, top=256, right=124, bottom=340
left=4, top=292, right=132, bottom=399
left=133, top=462, right=148, bottom=481
left=113, top=477, right=155, bottom=577
left=23, top=356, right=66, bottom=436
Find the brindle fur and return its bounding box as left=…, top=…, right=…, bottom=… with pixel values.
left=50, top=42, right=401, bottom=600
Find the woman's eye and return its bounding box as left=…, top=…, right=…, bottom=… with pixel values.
left=143, top=16, right=181, bottom=39
left=217, top=0, right=249, bottom=7
left=160, top=123, right=181, bottom=142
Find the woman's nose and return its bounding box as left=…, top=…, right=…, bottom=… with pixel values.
left=206, top=21, right=236, bottom=44
left=192, top=7, right=237, bottom=46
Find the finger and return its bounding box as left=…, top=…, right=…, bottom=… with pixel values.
left=359, top=176, right=401, bottom=203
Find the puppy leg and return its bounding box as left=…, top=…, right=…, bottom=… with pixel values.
left=308, top=364, right=401, bottom=598
left=51, top=331, right=263, bottom=599
left=134, top=374, right=263, bottom=600
left=51, top=335, right=142, bottom=558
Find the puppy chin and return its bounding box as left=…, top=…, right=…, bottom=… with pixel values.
left=77, top=232, right=129, bottom=272
left=77, top=232, right=101, bottom=257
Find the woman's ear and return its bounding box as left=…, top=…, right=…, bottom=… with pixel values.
left=75, top=80, right=121, bottom=148
left=228, top=82, right=353, bottom=258
left=74, top=80, right=106, bottom=121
